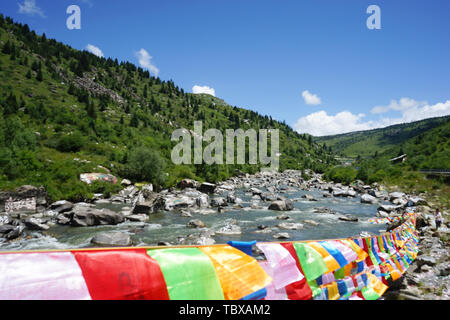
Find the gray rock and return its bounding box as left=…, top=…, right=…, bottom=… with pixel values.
left=393, top=198, right=408, bottom=207
left=71, top=208, right=124, bottom=227
left=361, top=194, right=377, bottom=204
left=215, top=224, right=242, bottom=235
left=211, top=197, right=227, bottom=207
left=302, top=194, right=317, bottom=201
left=273, top=232, right=290, bottom=239
left=277, top=222, right=304, bottom=230
left=378, top=204, right=401, bottom=212
left=303, top=220, right=320, bottom=226
left=180, top=210, right=193, bottom=217
left=408, top=197, right=427, bottom=206
left=23, top=218, right=50, bottom=231
left=0, top=224, right=15, bottom=235
left=196, top=194, right=210, bottom=208
left=313, top=207, right=336, bottom=214
left=338, top=215, right=359, bottom=222
left=126, top=214, right=149, bottom=222
left=276, top=214, right=291, bottom=220
left=187, top=219, right=206, bottom=228
left=389, top=192, right=405, bottom=201
left=268, top=200, right=294, bottom=211
left=249, top=187, right=263, bottom=195
left=91, top=232, right=132, bottom=247
left=416, top=256, right=437, bottom=268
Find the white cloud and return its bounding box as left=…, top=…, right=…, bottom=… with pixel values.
left=135, top=49, right=159, bottom=76
left=294, top=98, right=450, bottom=136
left=371, top=98, right=450, bottom=123
left=18, top=0, right=46, bottom=18
left=85, top=44, right=104, bottom=58
left=302, top=90, right=321, bottom=105
left=294, top=110, right=374, bottom=136
left=192, top=85, right=216, bottom=97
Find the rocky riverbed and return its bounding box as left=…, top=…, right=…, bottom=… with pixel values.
left=0, top=170, right=448, bottom=299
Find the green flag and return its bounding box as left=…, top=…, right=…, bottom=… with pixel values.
left=148, top=248, right=224, bottom=300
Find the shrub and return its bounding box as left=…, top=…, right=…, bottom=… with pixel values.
left=123, top=147, right=167, bottom=188
left=56, top=131, right=85, bottom=152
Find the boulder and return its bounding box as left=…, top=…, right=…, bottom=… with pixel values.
left=196, top=194, right=210, bottom=208
left=49, top=200, right=73, bottom=214
left=215, top=224, right=242, bottom=235
left=303, top=220, right=320, bottom=226
left=0, top=225, right=24, bottom=240
left=268, top=200, right=294, bottom=211
left=249, top=187, right=263, bottom=195
left=211, top=197, right=227, bottom=207
left=389, top=192, right=405, bottom=201
left=187, top=219, right=206, bottom=228
left=368, top=189, right=384, bottom=198
left=90, top=232, right=132, bottom=247
left=71, top=208, right=125, bottom=227
left=23, top=218, right=50, bottom=231
left=416, top=256, right=437, bottom=268
left=277, top=222, right=304, bottom=230
left=378, top=204, right=401, bottom=212
left=302, top=194, right=317, bottom=201
left=260, top=192, right=280, bottom=202
left=313, top=207, right=336, bottom=214
left=198, top=183, right=216, bottom=194
left=276, top=214, right=291, bottom=220
left=338, top=215, right=358, bottom=222
left=392, top=198, right=408, bottom=207
left=361, top=194, right=377, bottom=204
left=408, top=197, right=427, bottom=206
left=126, top=214, right=149, bottom=222
left=273, top=232, right=290, bottom=239
left=132, top=193, right=159, bottom=214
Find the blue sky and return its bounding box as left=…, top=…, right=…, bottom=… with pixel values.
left=1, top=0, right=450, bottom=136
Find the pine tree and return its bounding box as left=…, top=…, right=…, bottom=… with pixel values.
left=130, top=112, right=139, bottom=128
left=36, top=67, right=43, bottom=82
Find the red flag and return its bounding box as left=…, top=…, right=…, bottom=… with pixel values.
left=73, top=249, right=169, bottom=300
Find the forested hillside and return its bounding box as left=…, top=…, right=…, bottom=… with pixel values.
left=315, top=116, right=450, bottom=159
left=0, top=14, right=334, bottom=202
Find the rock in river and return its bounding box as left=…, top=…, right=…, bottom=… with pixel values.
left=91, top=232, right=132, bottom=247
left=187, top=219, right=206, bottom=228
left=277, top=222, right=304, bottom=230
left=71, top=207, right=125, bottom=227
left=268, top=200, right=294, bottom=211
left=360, top=194, right=377, bottom=204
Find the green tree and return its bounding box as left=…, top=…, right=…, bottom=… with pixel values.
left=124, top=147, right=167, bottom=187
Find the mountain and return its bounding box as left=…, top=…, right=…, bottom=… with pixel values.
left=0, top=14, right=334, bottom=202
left=315, top=115, right=450, bottom=162
left=317, top=116, right=449, bottom=208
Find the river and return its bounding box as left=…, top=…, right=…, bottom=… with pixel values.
left=0, top=184, right=388, bottom=252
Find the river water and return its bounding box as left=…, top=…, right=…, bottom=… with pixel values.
left=0, top=186, right=388, bottom=252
